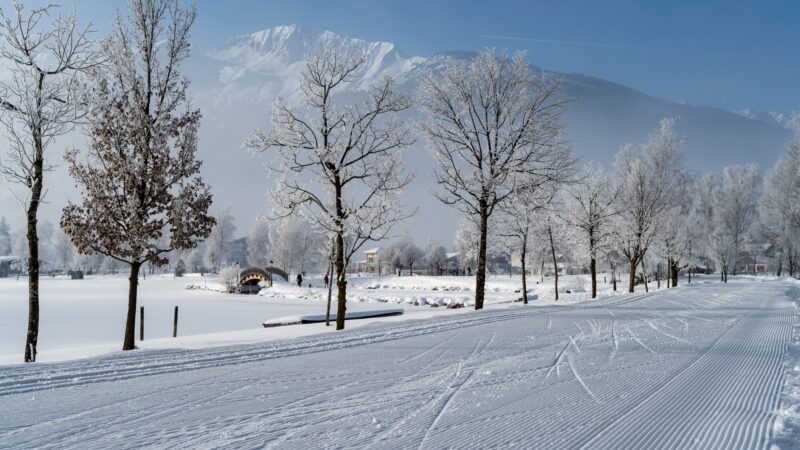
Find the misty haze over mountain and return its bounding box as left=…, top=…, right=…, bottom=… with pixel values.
left=0, top=25, right=794, bottom=245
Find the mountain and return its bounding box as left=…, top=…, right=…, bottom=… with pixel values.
left=188, top=25, right=793, bottom=245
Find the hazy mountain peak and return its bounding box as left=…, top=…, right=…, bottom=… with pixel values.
left=734, top=109, right=796, bottom=130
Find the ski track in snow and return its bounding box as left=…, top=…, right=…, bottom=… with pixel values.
left=0, top=281, right=797, bottom=449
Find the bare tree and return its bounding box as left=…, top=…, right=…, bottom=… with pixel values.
left=564, top=166, right=619, bottom=298
left=245, top=48, right=414, bottom=330
left=60, top=0, right=214, bottom=351
left=0, top=2, right=98, bottom=362
left=419, top=49, right=573, bottom=309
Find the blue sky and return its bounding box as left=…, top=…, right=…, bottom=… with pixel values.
left=66, top=0, right=800, bottom=114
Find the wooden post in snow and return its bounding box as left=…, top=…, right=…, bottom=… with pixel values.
left=139, top=306, right=144, bottom=341
left=173, top=306, right=179, bottom=338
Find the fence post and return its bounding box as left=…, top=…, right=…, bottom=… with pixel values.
left=173, top=306, right=179, bottom=338
left=140, top=306, right=144, bottom=341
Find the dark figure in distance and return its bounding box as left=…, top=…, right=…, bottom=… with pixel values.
left=296, top=273, right=303, bottom=287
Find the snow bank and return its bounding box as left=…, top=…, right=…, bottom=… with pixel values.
left=263, top=308, right=404, bottom=327
left=773, top=282, right=800, bottom=446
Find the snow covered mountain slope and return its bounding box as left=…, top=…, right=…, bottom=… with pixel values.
left=0, top=279, right=796, bottom=448
left=188, top=25, right=793, bottom=242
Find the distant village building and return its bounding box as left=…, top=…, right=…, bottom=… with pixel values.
left=736, top=256, right=767, bottom=275
left=362, top=247, right=381, bottom=275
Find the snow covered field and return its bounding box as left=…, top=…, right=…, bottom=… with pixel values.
left=0, top=277, right=798, bottom=448
left=0, top=272, right=606, bottom=364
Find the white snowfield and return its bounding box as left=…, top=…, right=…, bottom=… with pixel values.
left=1, top=278, right=798, bottom=449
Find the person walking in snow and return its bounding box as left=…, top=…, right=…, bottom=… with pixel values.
left=324, top=274, right=329, bottom=288
left=296, top=273, right=303, bottom=287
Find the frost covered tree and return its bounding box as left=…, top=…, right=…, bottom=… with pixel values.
left=11, top=230, right=27, bottom=272
left=710, top=164, right=761, bottom=281
left=52, top=230, right=74, bottom=272
left=564, top=166, right=619, bottom=298
left=205, top=210, right=236, bottom=272
left=541, top=211, right=567, bottom=300
left=613, top=119, right=684, bottom=293
left=219, top=265, right=240, bottom=292
left=760, top=123, right=800, bottom=276
left=0, top=217, right=9, bottom=277
left=268, top=216, right=325, bottom=277
left=0, top=216, right=11, bottom=255
left=453, top=216, right=480, bottom=271
left=423, top=239, right=448, bottom=275
left=245, top=48, right=413, bottom=330
left=420, top=49, right=573, bottom=309
left=655, top=173, right=697, bottom=288
left=0, top=2, right=98, bottom=362
left=382, top=238, right=424, bottom=275
left=185, top=243, right=206, bottom=274
left=246, top=220, right=271, bottom=268
left=61, top=0, right=214, bottom=351
left=497, top=184, right=556, bottom=303
left=693, top=174, right=720, bottom=273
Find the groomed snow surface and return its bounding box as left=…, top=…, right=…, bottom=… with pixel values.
left=0, top=275, right=799, bottom=449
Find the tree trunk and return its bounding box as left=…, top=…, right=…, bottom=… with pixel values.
left=333, top=178, right=349, bottom=330
left=612, top=270, right=617, bottom=291
left=326, top=240, right=334, bottom=327
left=123, top=261, right=141, bottom=351
left=628, top=258, right=637, bottom=293
left=641, top=258, right=649, bottom=293
left=671, top=261, right=679, bottom=287
left=548, top=225, right=559, bottom=301
left=589, top=256, right=597, bottom=299
left=688, top=266, right=692, bottom=283
left=23, top=136, right=44, bottom=363
left=520, top=236, right=528, bottom=304
left=334, top=230, right=346, bottom=330
left=474, top=204, right=489, bottom=310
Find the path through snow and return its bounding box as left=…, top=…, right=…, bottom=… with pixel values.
left=0, top=279, right=796, bottom=449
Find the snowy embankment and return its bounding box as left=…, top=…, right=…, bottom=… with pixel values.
left=773, top=279, right=800, bottom=447
left=0, top=272, right=612, bottom=364
left=0, top=278, right=797, bottom=449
